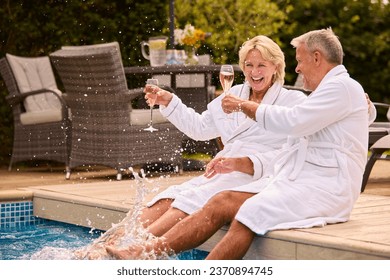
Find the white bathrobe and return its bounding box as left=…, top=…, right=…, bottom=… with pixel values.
left=233, top=65, right=370, bottom=235
left=147, top=82, right=307, bottom=214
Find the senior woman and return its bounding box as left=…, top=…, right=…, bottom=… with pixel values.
left=77, top=35, right=307, bottom=259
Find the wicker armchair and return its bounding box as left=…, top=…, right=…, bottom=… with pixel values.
left=0, top=55, right=70, bottom=171
left=50, top=42, right=183, bottom=180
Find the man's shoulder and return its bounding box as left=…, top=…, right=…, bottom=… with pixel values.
left=280, top=87, right=308, bottom=99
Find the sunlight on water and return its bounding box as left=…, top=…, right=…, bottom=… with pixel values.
left=28, top=168, right=172, bottom=260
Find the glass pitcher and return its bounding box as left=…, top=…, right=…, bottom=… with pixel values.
left=141, top=36, right=168, bottom=66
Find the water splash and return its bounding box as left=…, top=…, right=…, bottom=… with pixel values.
left=30, top=167, right=169, bottom=260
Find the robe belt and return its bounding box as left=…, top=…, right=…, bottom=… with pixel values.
left=288, top=138, right=308, bottom=180
left=278, top=138, right=365, bottom=181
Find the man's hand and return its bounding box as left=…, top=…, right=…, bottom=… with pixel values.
left=221, top=95, right=245, bottom=114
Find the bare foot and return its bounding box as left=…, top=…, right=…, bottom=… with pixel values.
left=106, top=245, right=144, bottom=260
left=74, top=249, right=86, bottom=259
left=74, top=226, right=125, bottom=259
left=74, top=246, right=108, bottom=260
left=104, top=227, right=125, bottom=246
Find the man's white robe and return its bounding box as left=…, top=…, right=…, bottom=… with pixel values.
left=233, top=65, right=370, bottom=234
left=147, top=82, right=307, bottom=213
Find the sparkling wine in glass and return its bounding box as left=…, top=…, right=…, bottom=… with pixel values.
left=144, top=78, right=159, bottom=132
left=220, top=65, right=234, bottom=120
left=219, top=64, right=234, bottom=96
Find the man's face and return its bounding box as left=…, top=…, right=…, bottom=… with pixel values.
left=295, top=43, right=318, bottom=91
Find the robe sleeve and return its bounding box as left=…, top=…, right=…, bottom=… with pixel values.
left=255, top=80, right=364, bottom=137
left=248, top=148, right=285, bottom=180
left=160, top=94, right=220, bottom=141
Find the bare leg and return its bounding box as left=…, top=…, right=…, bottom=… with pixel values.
left=163, top=191, right=254, bottom=253
left=139, top=199, right=174, bottom=228
left=147, top=207, right=189, bottom=237
left=105, top=198, right=175, bottom=242
left=75, top=199, right=174, bottom=259
left=99, top=199, right=175, bottom=244
left=206, top=219, right=255, bottom=260
left=106, top=191, right=255, bottom=259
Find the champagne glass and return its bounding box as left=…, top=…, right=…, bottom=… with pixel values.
left=144, top=78, right=159, bottom=132
left=219, top=64, right=234, bottom=96
left=220, top=65, right=234, bottom=119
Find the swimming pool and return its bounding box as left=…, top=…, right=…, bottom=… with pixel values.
left=0, top=219, right=102, bottom=260
left=0, top=201, right=208, bottom=260
left=1, top=218, right=208, bottom=260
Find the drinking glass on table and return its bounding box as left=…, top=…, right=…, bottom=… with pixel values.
left=144, top=78, right=159, bottom=132
left=219, top=65, right=235, bottom=119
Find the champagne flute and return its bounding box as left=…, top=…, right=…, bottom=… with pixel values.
left=144, top=78, right=159, bottom=132
left=220, top=65, right=234, bottom=119
left=219, top=64, right=234, bottom=96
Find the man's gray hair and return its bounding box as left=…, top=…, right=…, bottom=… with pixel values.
left=291, top=27, right=344, bottom=64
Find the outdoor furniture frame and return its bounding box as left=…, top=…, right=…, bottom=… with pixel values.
left=0, top=56, right=70, bottom=171
left=361, top=134, right=390, bottom=192
left=361, top=102, right=390, bottom=192
left=50, top=42, right=183, bottom=180
left=368, top=102, right=390, bottom=147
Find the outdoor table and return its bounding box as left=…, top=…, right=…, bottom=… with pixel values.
left=124, top=64, right=241, bottom=90
left=125, top=64, right=242, bottom=112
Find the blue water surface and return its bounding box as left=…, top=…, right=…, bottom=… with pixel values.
left=0, top=220, right=207, bottom=260
left=0, top=220, right=101, bottom=260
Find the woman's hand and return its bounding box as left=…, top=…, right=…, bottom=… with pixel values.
left=204, top=156, right=255, bottom=178
left=204, top=157, right=237, bottom=178
left=144, top=85, right=173, bottom=107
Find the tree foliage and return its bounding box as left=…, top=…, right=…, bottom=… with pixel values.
left=173, top=0, right=288, bottom=64
left=275, top=0, right=390, bottom=102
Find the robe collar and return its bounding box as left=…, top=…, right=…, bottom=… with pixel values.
left=313, top=65, right=348, bottom=94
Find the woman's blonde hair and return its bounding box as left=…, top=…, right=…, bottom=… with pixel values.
left=238, top=35, right=285, bottom=84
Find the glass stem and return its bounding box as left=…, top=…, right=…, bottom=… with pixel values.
left=150, top=107, right=153, bottom=127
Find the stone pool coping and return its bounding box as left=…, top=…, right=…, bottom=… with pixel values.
left=0, top=190, right=33, bottom=202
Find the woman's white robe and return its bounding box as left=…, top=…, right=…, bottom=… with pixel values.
left=147, top=82, right=307, bottom=214
left=233, top=65, right=370, bottom=234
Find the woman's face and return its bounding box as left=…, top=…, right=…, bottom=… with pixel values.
left=243, top=48, right=277, bottom=94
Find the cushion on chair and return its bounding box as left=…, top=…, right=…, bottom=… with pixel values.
left=6, top=54, right=62, bottom=112
left=130, top=108, right=168, bottom=126
left=20, top=109, right=63, bottom=125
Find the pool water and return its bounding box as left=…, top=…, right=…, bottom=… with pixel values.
left=0, top=219, right=208, bottom=260
left=0, top=220, right=101, bottom=260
